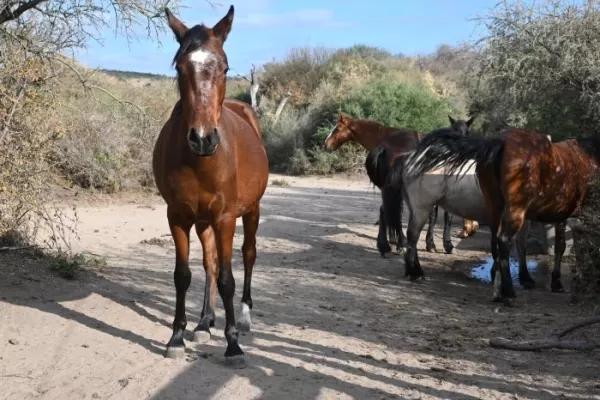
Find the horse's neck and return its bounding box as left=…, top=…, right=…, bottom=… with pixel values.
left=351, top=121, right=396, bottom=151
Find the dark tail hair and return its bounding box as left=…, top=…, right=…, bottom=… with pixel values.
left=383, top=154, right=410, bottom=247
left=403, top=130, right=505, bottom=184
left=365, top=143, right=388, bottom=190
left=365, top=144, right=404, bottom=246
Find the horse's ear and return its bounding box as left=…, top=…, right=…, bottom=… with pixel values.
left=448, top=115, right=456, bottom=125
left=165, top=8, right=188, bottom=43
left=338, top=112, right=347, bottom=123
left=213, top=5, right=234, bottom=42
left=466, top=116, right=475, bottom=127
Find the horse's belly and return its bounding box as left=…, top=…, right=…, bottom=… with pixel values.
left=439, top=175, right=491, bottom=223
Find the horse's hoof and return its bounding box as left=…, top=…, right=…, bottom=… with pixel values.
left=551, top=282, right=565, bottom=293
left=492, top=296, right=503, bottom=303
left=425, top=245, right=436, bottom=253
left=224, top=355, right=247, bottom=369
left=165, top=345, right=186, bottom=359
left=521, top=280, right=536, bottom=290
left=503, top=298, right=516, bottom=307
left=192, top=330, right=211, bottom=343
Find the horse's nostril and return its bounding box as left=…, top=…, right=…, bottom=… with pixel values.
left=188, top=129, right=201, bottom=145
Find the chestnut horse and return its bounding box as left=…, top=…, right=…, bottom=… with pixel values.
left=404, top=129, right=600, bottom=304
left=153, top=6, right=268, bottom=367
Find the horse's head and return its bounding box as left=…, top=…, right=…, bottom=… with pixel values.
left=166, top=6, right=234, bottom=157
left=449, top=115, right=475, bottom=137
left=324, top=112, right=354, bottom=152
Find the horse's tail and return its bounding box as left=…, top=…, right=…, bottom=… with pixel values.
left=403, top=131, right=505, bottom=184
left=384, top=153, right=410, bottom=248
left=365, top=143, right=389, bottom=189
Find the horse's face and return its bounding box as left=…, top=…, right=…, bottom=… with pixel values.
left=449, top=115, right=474, bottom=137
left=324, top=113, right=353, bottom=152
left=167, top=6, right=234, bottom=157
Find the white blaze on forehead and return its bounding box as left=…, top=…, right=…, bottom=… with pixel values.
left=189, top=48, right=215, bottom=66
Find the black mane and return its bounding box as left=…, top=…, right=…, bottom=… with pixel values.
left=172, top=25, right=210, bottom=65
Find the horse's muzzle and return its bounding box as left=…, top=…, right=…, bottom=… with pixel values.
left=188, top=128, right=220, bottom=157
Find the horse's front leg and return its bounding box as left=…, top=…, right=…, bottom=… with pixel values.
left=192, top=223, right=218, bottom=342
left=442, top=210, right=454, bottom=254
left=550, top=221, right=567, bottom=292
left=214, top=214, right=245, bottom=368
left=405, top=207, right=430, bottom=280
left=237, top=204, right=261, bottom=332
left=515, top=220, right=535, bottom=289
left=425, top=205, right=438, bottom=253
left=165, top=212, right=194, bottom=359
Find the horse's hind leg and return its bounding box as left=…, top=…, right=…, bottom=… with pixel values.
left=405, top=207, right=430, bottom=280
left=425, top=205, right=438, bottom=253
left=165, top=212, right=194, bottom=359
left=442, top=210, right=454, bottom=254
left=515, top=220, right=535, bottom=289
left=192, top=223, right=218, bottom=343
left=495, top=209, right=524, bottom=304
left=237, top=204, right=260, bottom=332
left=550, top=221, right=567, bottom=292
left=377, top=204, right=392, bottom=256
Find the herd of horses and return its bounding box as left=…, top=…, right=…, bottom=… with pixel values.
left=151, top=6, right=600, bottom=367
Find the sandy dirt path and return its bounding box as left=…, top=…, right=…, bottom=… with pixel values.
left=1, top=174, right=599, bottom=400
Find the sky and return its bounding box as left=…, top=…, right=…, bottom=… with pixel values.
left=74, top=0, right=500, bottom=77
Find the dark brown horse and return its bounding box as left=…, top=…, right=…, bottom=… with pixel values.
left=404, top=129, right=600, bottom=304
left=153, top=5, right=269, bottom=367
left=358, top=115, right=477, bottom=255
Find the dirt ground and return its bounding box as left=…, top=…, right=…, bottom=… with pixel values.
left=1, top=173, right=599, bottom=400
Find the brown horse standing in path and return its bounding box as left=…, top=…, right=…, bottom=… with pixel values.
left=153, top=5, right=268, bottom=367
left=324, top=113, right=479, bottom=255
left=405, top=129, right=600, bottom=304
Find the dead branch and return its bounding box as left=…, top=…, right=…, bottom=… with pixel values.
left=0, top=246, right=34, bottom=252
left=557, top=315, right=600, bottom=338
left=272, top=90, right=292, bottom=126
left=490, top=315, right=600, bottom=352
left=249, top=64, right=259, bottom=111
left=489, top=337, right=599, bottom=351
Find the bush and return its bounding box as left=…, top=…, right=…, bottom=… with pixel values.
left=572, top=176, right=600, bottom=303
left=264, top=76, right=458, bottom=174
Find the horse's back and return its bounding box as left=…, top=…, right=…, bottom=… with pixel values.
left=502, top=129, right=592, bottom=220
left=221, top=101, right=269, bottom=211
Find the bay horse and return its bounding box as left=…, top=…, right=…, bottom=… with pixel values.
left=402, top=129, right=600, bottom=304
left=358, top=115, right=477, bottom=255
left=153, top=5, right=268, bottom=367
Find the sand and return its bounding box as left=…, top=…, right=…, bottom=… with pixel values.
left=1, top=174, right=599, bottom=400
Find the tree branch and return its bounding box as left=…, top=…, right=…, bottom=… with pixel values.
left=0, top=0, right=47, bottom=25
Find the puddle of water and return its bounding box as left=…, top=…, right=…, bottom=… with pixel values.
left=471, top=257, right=542, bottom=284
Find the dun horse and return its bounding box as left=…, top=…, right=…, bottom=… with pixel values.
left=361, top=116, right=477, bottom=255
left=402, top=129, right=600, bottom=304
left=153, top=6, right=269, bottom=367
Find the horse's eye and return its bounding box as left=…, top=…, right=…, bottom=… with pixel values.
left=224, top=67, right=229, bottom=75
